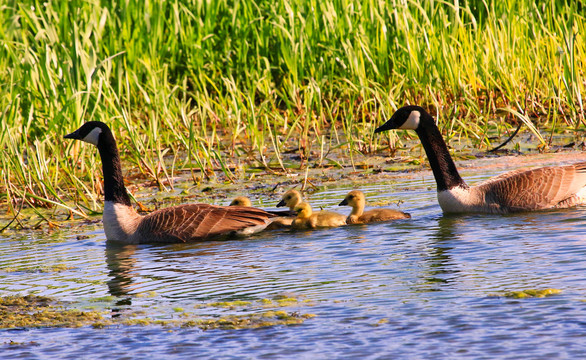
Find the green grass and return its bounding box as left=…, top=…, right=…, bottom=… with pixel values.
left=0, top=0, right=585, bottom=225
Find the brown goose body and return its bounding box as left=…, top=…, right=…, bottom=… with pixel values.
left=65, top=122, right=278, bottom=244
left=292, top=202, right=347, bottom=229
left=375, top=105, right=586, bottom=214
left=230, top=196, right=293, bottom=229
left=339, top=190, right=411, bottom=224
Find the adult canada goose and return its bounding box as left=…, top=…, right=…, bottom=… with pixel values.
left=65, top=121, right=279, bottom=243
left=230, top=196, right=252, bottom=207
left=339, top=190, right=411, bottom=224
left=374, top=105, right=586, bottom=214
left=292, top=202, right=347, bottom=229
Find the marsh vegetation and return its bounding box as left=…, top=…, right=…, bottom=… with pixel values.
left=1, top=0, right=585, bottom=225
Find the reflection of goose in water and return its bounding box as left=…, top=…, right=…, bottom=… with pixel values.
left=105, top=243, right=139, bottom=306
left=103, top=241, right=285, bottom=304
left=417, top=216, right=461, bottom=292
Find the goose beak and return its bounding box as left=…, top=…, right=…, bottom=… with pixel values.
left=338, top=199, right=348, bottom=206
left=374, top=120, right=396, bottom=133
left=64, top=130, right=80, bottom=140
left=276, top=199, right=286, bottom=207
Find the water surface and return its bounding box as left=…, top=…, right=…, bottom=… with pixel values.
left=1, top=155, right=586, bottom=359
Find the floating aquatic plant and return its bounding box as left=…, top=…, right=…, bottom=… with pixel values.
left=0, top=295, right=317, bottom=330
left=491, top=288, right=563, bottom=299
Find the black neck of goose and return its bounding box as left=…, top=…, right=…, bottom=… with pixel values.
left=415, top=116, right=468, bottom=192
left=97, top=129, right=132, bottom=206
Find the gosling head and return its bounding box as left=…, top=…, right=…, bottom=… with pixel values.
left=230, top=196, right=252, bottom=207
left=277, top=189, right=302, bottom=209
left=294, top=202, right=312, bottom=219
left=339, top=190, right=365, bottom=208
left=64, top=121, right=110, bottom=146
left=374, top=105, right=427, bottom=133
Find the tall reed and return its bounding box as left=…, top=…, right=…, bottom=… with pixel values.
left=0, top=0, right=584, bottom=224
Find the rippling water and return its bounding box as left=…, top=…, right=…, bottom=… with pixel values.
left=2, top=160, right=586, bottom=359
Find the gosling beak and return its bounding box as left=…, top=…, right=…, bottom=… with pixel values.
left=276, top=200, right=286, bottom=207
left=339, top=199, right=348, bottom=206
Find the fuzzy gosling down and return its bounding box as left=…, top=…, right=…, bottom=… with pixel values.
left=339, top=190, right=411, bottom=224
left=292, top=202, right=347, bottom=229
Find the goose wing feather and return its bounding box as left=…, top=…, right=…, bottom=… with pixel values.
left=136, top=204, right=276, bottom=243
left=475, top=162, right=586, bottom=211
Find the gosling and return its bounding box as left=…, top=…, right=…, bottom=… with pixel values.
left=276, top=189, right=302, bottom=211
left=339, top=190, right=411, bottom=224
left=292, top=202, right=347, bottom=229
left=229, top=196, right=252, bottom=207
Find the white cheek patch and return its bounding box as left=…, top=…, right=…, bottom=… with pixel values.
left=399, top=110, right=421, bottom=130
left=82, top=127, right=102, bottom=146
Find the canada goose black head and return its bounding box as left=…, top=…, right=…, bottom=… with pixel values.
left=64, top=121, right=111, bottom=146
left=374, top=105, right=430, bottom=133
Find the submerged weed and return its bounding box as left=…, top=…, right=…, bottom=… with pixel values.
left=491, top=288, right=563, bottom=299
left=0, top=295, right=317, bottom=331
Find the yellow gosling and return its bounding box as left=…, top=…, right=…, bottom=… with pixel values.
left=339, top=190, right=411, bottom=224
left=230, top=196, right=252, bottom=207
left=276, top=189, right=303, bottom=211
left=292, top=202, right=347, bottom=229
